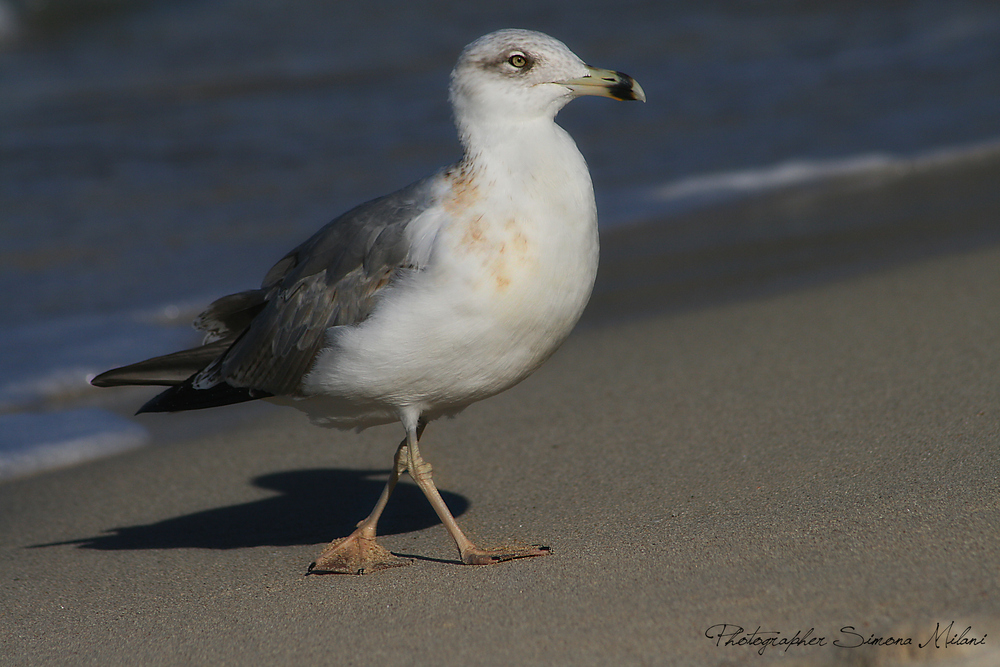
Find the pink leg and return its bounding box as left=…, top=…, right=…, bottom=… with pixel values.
left=309, top=419, right=548, bottom=574
left=308, top=429, right=418, bottom=574
left=403, top=427, right=550, bottom=565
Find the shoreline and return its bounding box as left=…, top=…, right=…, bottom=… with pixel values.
left=589, top=136, right=1000, bottom=322
left=3, top=142, right=1000, bottom=485
left=4, top=232, right=1000, bottom=664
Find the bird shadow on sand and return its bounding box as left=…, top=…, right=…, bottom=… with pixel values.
left=29, top=468, right=467, bottom=551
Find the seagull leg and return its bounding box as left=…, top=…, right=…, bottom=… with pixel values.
left=404, top=428, right=551, bottom=566
left=307, top=428, right=420, bottom=575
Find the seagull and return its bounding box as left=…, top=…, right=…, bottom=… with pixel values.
left=92, top=28, right=644, bottom=574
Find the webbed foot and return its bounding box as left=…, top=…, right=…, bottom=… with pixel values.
left=308, top=533, right=411, bottom=575
left=461, top=544, right=551, bottom=565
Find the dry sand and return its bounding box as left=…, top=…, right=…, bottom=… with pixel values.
left=3, top=235, right=1000, bottom=665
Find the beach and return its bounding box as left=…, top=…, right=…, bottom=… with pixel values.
left=3, top=1, right=1000, bottom=664
left=5, top=184, right=1000, bottom=663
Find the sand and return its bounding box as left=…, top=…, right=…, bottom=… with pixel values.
left=4, top=153, right=1000, bottom=665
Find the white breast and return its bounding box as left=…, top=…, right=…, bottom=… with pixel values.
left=298, top=120, right=599, bottom=427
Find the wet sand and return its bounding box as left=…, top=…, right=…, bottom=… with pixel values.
left=4, top=173, right=1000, bottom=664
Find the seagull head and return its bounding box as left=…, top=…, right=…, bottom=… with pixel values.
left=449, top=29, right=645, bottom=133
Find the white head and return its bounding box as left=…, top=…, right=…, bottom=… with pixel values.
left=449, top=29, right=644, bottom=139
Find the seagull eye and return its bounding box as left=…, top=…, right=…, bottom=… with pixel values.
left=508, top=53, right=528, bottom=69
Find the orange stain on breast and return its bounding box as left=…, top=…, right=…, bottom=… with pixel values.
left=446, top=170, right=536, bottom=294
left=461, top=215, right=487, bottom=247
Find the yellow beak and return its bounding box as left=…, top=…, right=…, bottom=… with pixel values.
left=559, top=66, right=646, bottom=102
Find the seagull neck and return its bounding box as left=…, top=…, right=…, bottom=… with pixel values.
left=456, top=117, right=583, bottom=187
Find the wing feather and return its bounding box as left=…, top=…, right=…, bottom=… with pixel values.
left=194, top=177, right=435, bottom=396
left=92, top=175, right=439, bottom=411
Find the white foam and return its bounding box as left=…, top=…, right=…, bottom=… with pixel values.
left=658, top=137, right=1000, bottom=200
left=601, top=136, right=1000, bottom=228
left=0, top=303, right=203, bottom=412
left=0, top=408, right=150, bottom=482
left=650, top=153, right=897, bottom=201
left=0, top=299, right=210, bottom=482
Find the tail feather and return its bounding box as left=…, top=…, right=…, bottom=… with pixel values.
left=92, top=340, right=274, bottom=413
left=90, top=341, right=232, bottom=387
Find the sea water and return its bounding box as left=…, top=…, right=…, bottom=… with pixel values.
left=2, top=0, right=999, bottom=480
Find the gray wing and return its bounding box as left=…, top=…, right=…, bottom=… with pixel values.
left=195, top=176, right=437, bottom=396
left=91, top=176, right=440, bottom=410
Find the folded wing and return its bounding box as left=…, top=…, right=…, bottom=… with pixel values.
left=91, top=178, right=435, bottom=413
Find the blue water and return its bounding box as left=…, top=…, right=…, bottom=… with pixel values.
left=2, top=0, right=999, bottom=479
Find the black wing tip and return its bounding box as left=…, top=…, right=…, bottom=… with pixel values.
left=137, top=382, right=273, bottom=414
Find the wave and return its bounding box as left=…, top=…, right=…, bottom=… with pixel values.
left=0, top=302, right=206, bottom=414
left=0, top=408, right=150, bottom=482
left=0, top=303, right=201, bottom=483
left=601, top=136, right=1000, bottom=228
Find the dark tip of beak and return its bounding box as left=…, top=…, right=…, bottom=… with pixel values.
left=610, top=71, right=645, bottom=102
